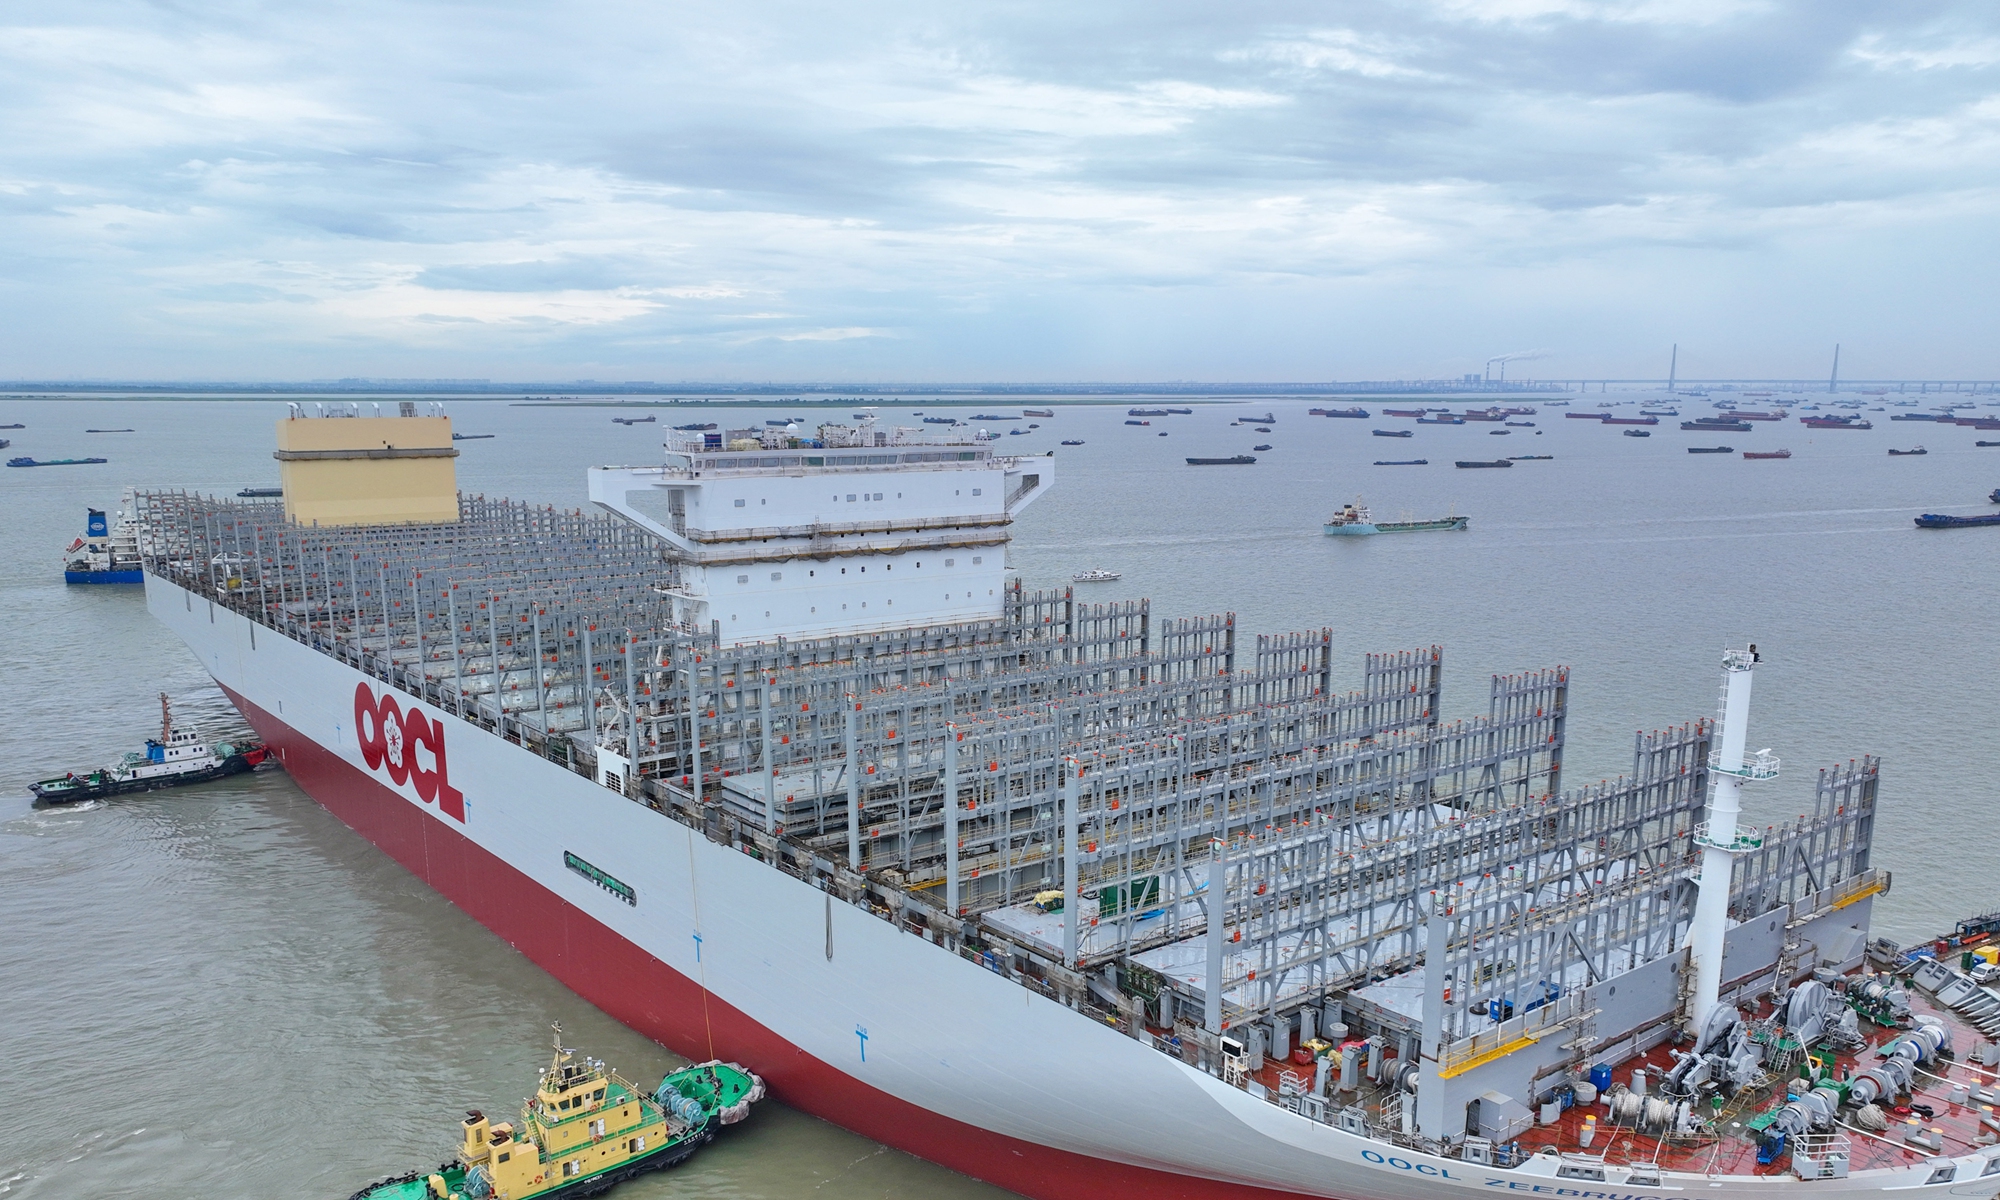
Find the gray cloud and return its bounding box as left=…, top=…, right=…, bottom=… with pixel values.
left=0, top=0, right=1995, bottom=380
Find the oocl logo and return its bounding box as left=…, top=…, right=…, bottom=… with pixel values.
left=354, top=683, right=466, bottom=822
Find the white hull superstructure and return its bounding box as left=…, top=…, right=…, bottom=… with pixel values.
left=130, top=412, right=2000, bottom=1200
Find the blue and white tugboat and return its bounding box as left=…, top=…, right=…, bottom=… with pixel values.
left=62, top=491, right=144, bottom=584
left=28, top=694, right=268, bottom=804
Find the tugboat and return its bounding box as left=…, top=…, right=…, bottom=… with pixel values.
left=28, top=694, right=268, bottom=803
left=1323, top=499, right=1468, bottom=536
left=348, top=1026, right=764, bottom=1200
left=62, top=496, right=144, bottom=584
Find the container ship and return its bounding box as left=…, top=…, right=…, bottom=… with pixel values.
left=132, top=401, right=1996, bottom=1200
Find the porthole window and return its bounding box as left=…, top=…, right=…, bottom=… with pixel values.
left=846, top=494, right=856, bottom=502
left=734, top=498, right=746, bottom=507
left=971, top=488, right=982, bottom=496
left=737, top=574, right=749, bottom=584
left=972, top=556, right=983, bottom=565
left=945, top=558, right=955, bottom=567
left=770, top=571, right=782, bottom=581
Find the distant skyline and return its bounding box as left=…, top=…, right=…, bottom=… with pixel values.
left=3, top=2, right=1996, bottom=382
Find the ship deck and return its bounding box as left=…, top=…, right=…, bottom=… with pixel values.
left=1235, top=977, right=2000, bottom=1178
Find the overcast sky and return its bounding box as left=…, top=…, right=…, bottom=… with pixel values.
left=2, top=1, right=1996, bottom=382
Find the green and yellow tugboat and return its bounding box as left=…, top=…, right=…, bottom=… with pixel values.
left=349, top=1027, right=764, bottom=1200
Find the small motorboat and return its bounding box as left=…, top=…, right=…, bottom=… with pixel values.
left=1253, top=444, right=1272, bottom=451
left=236, top=486, right=284, bottom=497
left=1254, top=426, right=1272, bottom=433
left=1073, top=569, right=1122, bottom=583
left=1060, top=439, right=1084, bottom=446
left=1489, top=429, right=1511, bottom=436
left=1623, top=429, right=1651, bottom=438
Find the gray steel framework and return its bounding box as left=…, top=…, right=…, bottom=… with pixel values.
left=134, top=490, right=1879, bottom=1082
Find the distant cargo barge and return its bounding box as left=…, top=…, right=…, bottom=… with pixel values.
left=1324, top=500, right=1467, bottom=536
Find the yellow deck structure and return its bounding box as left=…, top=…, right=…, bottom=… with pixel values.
left=275, top=404, right=458, bottom=526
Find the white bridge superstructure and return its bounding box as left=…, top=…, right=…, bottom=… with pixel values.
left=588, top=420, right=1049, bottom=644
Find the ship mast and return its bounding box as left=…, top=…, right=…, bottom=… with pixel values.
left=160, top=692, right=173, bottom=743
left=1685, top=645, right=1779, bottom=1033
